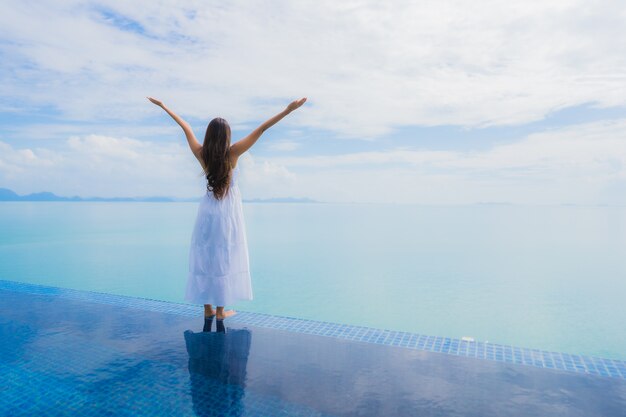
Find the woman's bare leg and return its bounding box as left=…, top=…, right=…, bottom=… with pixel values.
left=216, top=306, right=236, bottom=320
left=204, top=304, right=216, bottom=317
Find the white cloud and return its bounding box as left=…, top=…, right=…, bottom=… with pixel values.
left=2, top=1, right=626, bottom=205
left=1, top=119, right=626, bottom=204
left=2, top=122, right=182, bottom=142
left=237, top=153, right=298, bottom=199
left=1, top=1, right=626, bottom=138
left=0, top=134, right=301, bottom=200
left=244, top=119, right=626, bottom=205
left=0, top=135, right=205, bottom=198
left=267, top=140, right=299, bottom=152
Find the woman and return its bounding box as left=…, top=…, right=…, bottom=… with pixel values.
left=148, top=96, right=307, bottom=321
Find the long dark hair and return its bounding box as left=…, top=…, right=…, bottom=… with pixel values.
left=201, top=117, right=232, bottom=200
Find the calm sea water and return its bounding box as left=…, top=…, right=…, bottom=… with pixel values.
left=0, top=202, right=624, bottom=359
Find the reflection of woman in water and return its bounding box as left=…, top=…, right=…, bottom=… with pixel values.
left=148, top=96, right=307, bottom=322
left=184, top=323, right=252, bottom=417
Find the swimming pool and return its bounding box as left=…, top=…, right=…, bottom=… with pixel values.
left=1, top=280, right=625, bottom=416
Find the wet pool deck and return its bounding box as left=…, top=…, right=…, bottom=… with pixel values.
left=1, top=279, right=625, bottom=416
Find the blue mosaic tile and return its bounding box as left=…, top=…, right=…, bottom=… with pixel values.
left=1, top=279, right=624, bottom=381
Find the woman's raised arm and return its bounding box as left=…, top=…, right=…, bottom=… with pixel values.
left=147, top=97, right=202, bottom=161
left=230, top=97, right=307, bottom=158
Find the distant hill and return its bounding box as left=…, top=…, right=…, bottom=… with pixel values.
left=0, top=188, right=177, bottom=202
left=0, top=189, right=20, bottom=200
left=0, top=188, right=320, bottom=203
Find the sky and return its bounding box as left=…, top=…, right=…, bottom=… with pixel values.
left=1, top=0, right=626, bottom=204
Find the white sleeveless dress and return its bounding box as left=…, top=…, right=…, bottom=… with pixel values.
left=185, top=165, right=253, bottom=306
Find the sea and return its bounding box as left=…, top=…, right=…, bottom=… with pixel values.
left=0, top=201, right=624, bottom=359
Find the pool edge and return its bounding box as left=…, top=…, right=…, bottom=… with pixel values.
left=1, top=278, right=624, bottom=380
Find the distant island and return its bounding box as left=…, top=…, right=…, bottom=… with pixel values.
left=0, top=188, right=178, bottom=202
left=0, top=188, right=320, bottom=203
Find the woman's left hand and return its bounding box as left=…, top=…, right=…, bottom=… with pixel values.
left=147, top=97, right=164, bottom=107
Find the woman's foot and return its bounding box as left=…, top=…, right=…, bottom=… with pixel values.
left=216, top=310, right=236, bottom=320
left=204, top=305, right=216, bottom=318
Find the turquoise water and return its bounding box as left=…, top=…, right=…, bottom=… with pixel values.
left=0, top=202, right=624, bottom=359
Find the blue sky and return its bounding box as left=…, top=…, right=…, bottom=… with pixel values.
left=1, top=1, right=626, bottom=204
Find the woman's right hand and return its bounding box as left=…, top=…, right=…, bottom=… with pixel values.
left=286, top=97, right=307, bottom=113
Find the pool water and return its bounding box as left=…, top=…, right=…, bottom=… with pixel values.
left=1, top=202, right=625, bottom=359
left=1, top=281, right=625, bottom=416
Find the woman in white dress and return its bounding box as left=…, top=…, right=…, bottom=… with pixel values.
left=148, top=96, right=307, bottom=321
